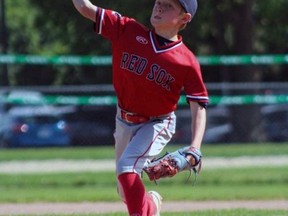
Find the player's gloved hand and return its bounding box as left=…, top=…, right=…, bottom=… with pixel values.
left=143, top=146, right=202, bottom=183
left=182, top=146, right=202, bottom=167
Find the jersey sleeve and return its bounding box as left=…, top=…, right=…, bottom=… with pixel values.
left=184, top=57, right=209, bottom=106
left=93, top=7, right=135, bottom=43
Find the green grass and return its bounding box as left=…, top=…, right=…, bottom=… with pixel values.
left=0, top=166, right=287, bottom=203
left=0, top=146, right=114, bottom=161
left=0, top=143, right=287, bottom=215
left=0, top=142, right=288, bottom=161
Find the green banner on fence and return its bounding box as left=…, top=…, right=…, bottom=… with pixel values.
left=1, top=94, right=287, bottom=106
left=197, top=54, right=288, bottom=65
left=0, top=54, right=112, bottom=66
left=1, top=54, right=288, bottom=66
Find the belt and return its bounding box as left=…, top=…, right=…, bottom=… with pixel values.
left=120, top=109, right=150, bottom=124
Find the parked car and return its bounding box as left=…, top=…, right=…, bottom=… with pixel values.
left=261, top=104, right=288, bottom=142
left=171, top=106, right=233, bottom=144
left=0, top=106, right=71, bottom=148
left=204, top=106, right=233, bottom=143
left=59, top=105, right=116, bottom=146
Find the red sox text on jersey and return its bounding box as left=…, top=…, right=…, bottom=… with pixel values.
left=121, top=52, right=175, bottom=91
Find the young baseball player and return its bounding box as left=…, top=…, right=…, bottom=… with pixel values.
left=72, top=0, right=208, bottom=215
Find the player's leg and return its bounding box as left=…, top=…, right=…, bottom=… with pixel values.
left=114, top=115, right=135, bottom=202
left=116, top=114, right=176, bottom=215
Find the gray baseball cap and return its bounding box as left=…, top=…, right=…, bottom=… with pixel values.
left=178, top=0, right=198, bottom=17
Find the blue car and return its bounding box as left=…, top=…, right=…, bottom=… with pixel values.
left=0, top=106, right=71, bottom=148
left=261, top=104, right=288, bottom=142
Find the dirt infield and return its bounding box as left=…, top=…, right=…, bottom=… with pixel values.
left=1, top=155, right=288, bottom=174
left=0, top=200, right=288, bottom=215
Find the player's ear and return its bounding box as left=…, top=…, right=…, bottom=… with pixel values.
left=180, top=13, right=192, bottom=24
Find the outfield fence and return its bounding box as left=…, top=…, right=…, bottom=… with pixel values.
left=0, top=54, right=287, bottom=145
left=1, top=54, right=288, bottom=66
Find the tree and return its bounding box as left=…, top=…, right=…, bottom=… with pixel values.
left=208, top=0, right=258, bottom=142
left=0, top=0, right=9, bottom=86
left=4, top=0, right=288, bottom=86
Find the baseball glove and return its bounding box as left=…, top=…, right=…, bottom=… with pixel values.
left=143, top=146, right=202, bottom=183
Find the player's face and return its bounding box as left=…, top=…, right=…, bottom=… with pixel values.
left=150, top=0, right=186, bottom=30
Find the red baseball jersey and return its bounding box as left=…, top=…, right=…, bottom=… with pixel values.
left=94, top=8, right=209, bottom=117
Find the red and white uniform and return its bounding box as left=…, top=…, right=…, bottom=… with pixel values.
left=94, top=8, right=208, bottom=117
left=91, top=7, right=209, bottom=216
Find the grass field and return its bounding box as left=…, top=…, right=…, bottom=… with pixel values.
left=1, top=167, right=288, bottom=202
left=0, top=143, right=288, bottom=215
left=1, top=142, right=288, bottom=161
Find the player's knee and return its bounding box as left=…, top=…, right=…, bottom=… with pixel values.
left=116, top=157, right=133, bottom=175
left=116, top=158, right=145, bottom=176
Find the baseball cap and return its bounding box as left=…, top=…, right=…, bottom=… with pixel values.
left=178, top=0, right=198, bottom=17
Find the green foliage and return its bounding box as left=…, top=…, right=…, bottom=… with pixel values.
left=254, top=0, right=288, bottom=52
left=6, top=1, right=39, bottom=53
left=2, top=0, right=288, bottom=85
